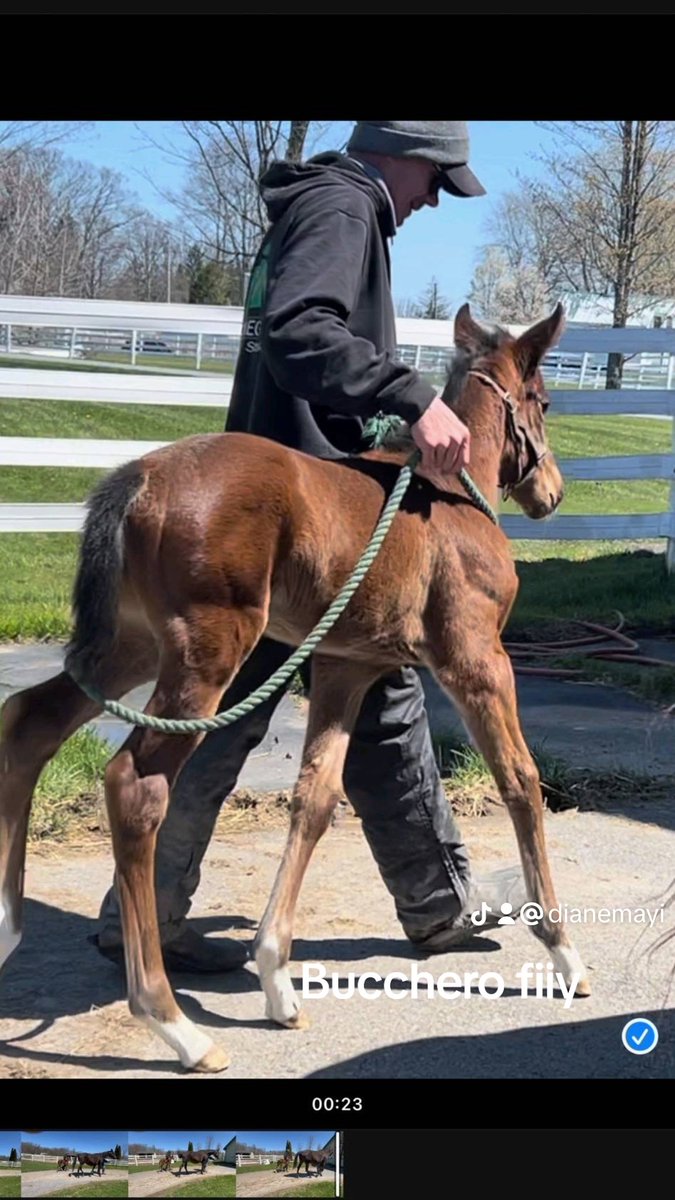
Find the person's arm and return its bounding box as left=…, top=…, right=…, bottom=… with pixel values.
left=261, top=202, right=436, bottom=426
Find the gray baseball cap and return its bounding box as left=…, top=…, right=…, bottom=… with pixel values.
left=346, top=120, right=486, bottom=197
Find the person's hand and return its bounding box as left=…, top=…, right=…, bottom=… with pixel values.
left=410, top=397, right=471, bottom=478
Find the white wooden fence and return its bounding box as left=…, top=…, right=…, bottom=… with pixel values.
left=236, top=1153, right=284, bottom=1165
left=1, top=297, right=674, bottom=569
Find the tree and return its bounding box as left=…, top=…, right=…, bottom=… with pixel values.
left=115, top=1145, right=121, bottom=1161
left=188, top=1141, right=194, bottom=1153
left=491, top=121, right=675, bottom=386
left=0, top=145, right=154, bottom=299
left=138, top=121, right=314, bottom=303
left=469, top=245, right=550, bottom=323
left=285, top=1139, right=293, bottom=1157
left=185, top=245, right=235, bottom=305
left=116, top=214, right=180, bottom=302
left=9, top=1149, right=17, bottom=1163
left=415, top=276, right=451, bottom=319
left=395, top=295, right=420, bottom=317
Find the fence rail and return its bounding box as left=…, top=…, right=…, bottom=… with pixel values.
left=1, top=297, right=673, bottom=569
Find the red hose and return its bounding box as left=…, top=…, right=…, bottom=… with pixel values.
left=504, top=612, right=675, bottom=679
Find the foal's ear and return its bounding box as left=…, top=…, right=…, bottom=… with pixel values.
left=454, top=302, right=491, bottom=356
left=513, top=303, right=566, bottom=380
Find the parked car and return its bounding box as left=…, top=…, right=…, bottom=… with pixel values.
left=121, top=337, right=174, bottom=354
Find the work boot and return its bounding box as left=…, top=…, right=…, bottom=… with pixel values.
left=90, top=924, right=249, bottom=973
left=410, top=866, right=530, bottom=952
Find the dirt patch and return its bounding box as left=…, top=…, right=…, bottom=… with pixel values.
left=129, top=1169, right=234, bottom=1198
left=236, top=1168, right=336, bottom=1198
left=21, top=1171, right=128, bottom=1198
left=2, top=790, right=675, bottom=1080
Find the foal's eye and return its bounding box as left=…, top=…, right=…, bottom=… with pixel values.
left=526, top=388, right=549, bottom=412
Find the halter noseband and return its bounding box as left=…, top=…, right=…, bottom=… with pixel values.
left=467, top=369, right=549, bottom=500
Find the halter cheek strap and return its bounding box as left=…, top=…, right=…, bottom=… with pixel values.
left=467, top=369, right=549, bottom=498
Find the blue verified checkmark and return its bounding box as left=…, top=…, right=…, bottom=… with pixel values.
left=621, top=1017, right=658, bottom=1055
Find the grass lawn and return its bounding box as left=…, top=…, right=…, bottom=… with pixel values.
left=0, top=352, right=233, bottom=376
left=275, top=1184, right=334, bottom=1198
left=86, top=352, right=234, bottom=374
left=237, top=1162, right=279, bottom=1173
left=21, top=1162, right=62, bottom=1171
left=0, top=1177, right=20, bottom=1198
left=128, top=1164, right=160, bottom=1173
left=47, top=1185, right=127, bottom=1198
left=1, top=406, right=673, bottom=704
left=151, top=1177, right=235, bottom=1197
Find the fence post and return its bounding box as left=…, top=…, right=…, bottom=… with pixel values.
left=131, top=329, right=137, bottom=367
left=69, top=326, right=77, bottom=359
left=6, top=323, right=10, bottom=354
left=196, top=332, right=203, bottom=371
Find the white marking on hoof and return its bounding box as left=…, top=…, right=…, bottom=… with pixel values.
left=256, top=933, right=302, bottom=1026
left=551, top=942, right=591, bottom=996
left=0, top=897, right=21, bottom=970
left=142, top=1012, right=218, bottom=1070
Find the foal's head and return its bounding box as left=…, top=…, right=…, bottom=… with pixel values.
left=450, top=302, right=566, bottom=519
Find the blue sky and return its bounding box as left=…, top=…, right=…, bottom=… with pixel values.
left=128, top=1133, right=235, bottom=1149
left=237, top=1133, right=334, bottom=1152
left=21, top=1134, right=127, bottom=1152
left=0, top=1134, right=19, bottom=1158
left=47, top=120, right=556, bottom=308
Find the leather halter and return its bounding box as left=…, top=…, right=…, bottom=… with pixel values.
left=467, top=369, right=550, bottom=499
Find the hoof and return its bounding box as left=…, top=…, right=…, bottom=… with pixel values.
left=281, top=1008, right=311, bottom=1031
left=573, top=977, right=592, bottom=998
left=191, top=1044, right=230, bottom=1073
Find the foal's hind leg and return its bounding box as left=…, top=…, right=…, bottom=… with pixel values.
left=0, top=631, right=157, bottom=971
left=433, top=639, right=590, bottom=995
left=105, top=610, right=267, bottom=1071
left=255, top=656, right=381, bottom=1027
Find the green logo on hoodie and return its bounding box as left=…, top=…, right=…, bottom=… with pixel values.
left=245, top=241, right=271, bottom=315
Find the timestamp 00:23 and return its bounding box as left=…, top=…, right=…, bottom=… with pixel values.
left=311, top=1096, right=363, bottom=1112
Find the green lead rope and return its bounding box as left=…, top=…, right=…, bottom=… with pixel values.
left=71, top=417, right=496, bottom=733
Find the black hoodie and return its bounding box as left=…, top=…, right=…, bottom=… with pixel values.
left=225, top=153, right=437, bottom=459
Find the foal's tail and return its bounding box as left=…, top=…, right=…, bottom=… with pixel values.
left=64, top=459, right=146, bottom=688
left=293, top=1155, right=300, bottom=1170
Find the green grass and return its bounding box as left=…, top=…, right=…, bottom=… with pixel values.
left=0, top=351, right=234, bottom=375
left=0, top=407, right=673, bottom=652
left=26, top=726, right=113, bottom=841
left=431, top=729, right=673, bottom=815
left=152, top=1176, right=235, bottom=1197
left=508, top=548, right=675, bottom=635
left=88, top=352, right=234, bottom=374
left=0, top=396, right=225, bottom=446
left=275, top=1184, right=334, bottom=1198
left=0, top=531, right=78, bottom=639
left=0, top=1177, right=20, bottom=1198
left=544, top=655, right=675, bottom=705
left=0, top=354, right=150, bottom=375
left=21, top=1162, right=60, bottom=1171
left=128, top=1164, right=159, bottom=1173
left=237, top=1162, right=278, bottom=1173
left=47, top=1184, right=126, bottom=1198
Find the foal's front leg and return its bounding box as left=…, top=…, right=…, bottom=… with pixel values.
left=435, top=640, right=590, bottom=995
left=255, top=657, right=381, bottom=1027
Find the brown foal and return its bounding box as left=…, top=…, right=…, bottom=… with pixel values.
left=0, top=302, right=589, bottom=1072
